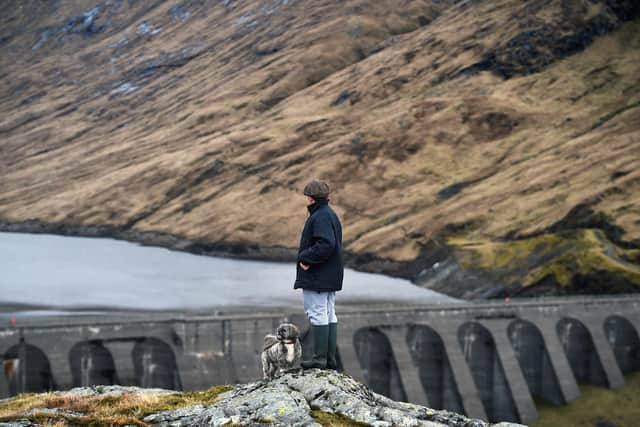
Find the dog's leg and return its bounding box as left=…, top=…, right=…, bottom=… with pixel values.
left=294, top=342, right=302, bottom=365
left=295, top=342, right=303, bottom=375
left=261, top=352, right=270, bottom=380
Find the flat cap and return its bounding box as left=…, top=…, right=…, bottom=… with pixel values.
left=303, top=179, right=331, bottom=199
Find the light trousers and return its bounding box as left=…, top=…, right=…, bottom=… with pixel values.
left=303, top=290, right=338, bottom=326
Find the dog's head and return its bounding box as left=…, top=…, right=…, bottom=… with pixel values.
left=276, top=323, right=299, bottom=342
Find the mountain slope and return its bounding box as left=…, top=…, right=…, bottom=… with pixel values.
left=1, top=0, right=639, bottom=297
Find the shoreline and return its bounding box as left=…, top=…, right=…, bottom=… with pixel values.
left=0, top=218, right=420, bottom=282
left=0, top=225, right=461, bottom=320
left=0, top=219, right=297, bottom=263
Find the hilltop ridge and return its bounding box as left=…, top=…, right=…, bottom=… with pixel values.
left=1, top=0, right=639, bottom=297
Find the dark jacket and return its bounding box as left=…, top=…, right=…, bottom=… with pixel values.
left=294, top=199, right=343, bottom=292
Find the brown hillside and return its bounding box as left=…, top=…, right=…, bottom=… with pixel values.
left=1, top=0, right=639, bottom=298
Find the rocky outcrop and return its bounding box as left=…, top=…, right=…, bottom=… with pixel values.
left=0, top=371, right=526, bottom=427
left=146, top=370, right=524, bottom=426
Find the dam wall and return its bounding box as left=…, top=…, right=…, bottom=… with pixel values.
left=2, top=296, right=640, bottom=424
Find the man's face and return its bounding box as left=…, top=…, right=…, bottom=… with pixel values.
left=306, top=196, right=315, bottom=205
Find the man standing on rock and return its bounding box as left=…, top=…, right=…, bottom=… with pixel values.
left=294, top=179, right=343, bottom=370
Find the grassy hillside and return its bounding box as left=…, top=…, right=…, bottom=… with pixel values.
left=1, top=0, right=639, bottom=297
left=533, top=372, right=640, bottom=427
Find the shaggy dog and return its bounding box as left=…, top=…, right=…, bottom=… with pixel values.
left=261, top=323, right=302, bottom=380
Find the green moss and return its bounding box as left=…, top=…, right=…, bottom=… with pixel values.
left=450, top=233, right=567, bottom=272
left=617, top=247, right=640, bottom=264
left=311, top=409, right=370, bottom=427
left=449, top=229, right=640, bottom=293
left=533, top=372, right=640, bottom=427
left=617, top=18, right=640, bottom=50
left=528, top=229, right=640, bottom=288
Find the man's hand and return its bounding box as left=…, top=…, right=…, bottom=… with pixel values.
left=299, top=262, right=310, bottom=271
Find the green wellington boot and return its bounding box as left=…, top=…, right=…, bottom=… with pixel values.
left=327, top=323, right=338, bottom=370
left=302, top=325, right=329, bottom=369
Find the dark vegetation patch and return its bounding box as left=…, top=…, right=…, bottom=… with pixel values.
left=567, top=270, right=640, bottom=294
left=456, top=1, right=640, bottom=79
left=295, top=119, right=328, bottom=133
left=332, top=90, right=360, bottom=106
left=294, top=119, right=330, bottom=143
left=0, top=113, right=40, bottom=134
left=257, top=93, right=287, bottom=111
left=254, top=46, right=281, bottom=57
left=611, top=170, right=631, bottom=181
left=124, top=46, right=208, bottom=84
left=404, top=50, right=417, bottom=63
left=367, top=45, right=385, bottom=56
left=463, top=111, right=520, bottom=142
left=436, top=170, right=497, bottom=201
left=436, top=179, right=478, bottom=200
left=259, top=182, right=279, bottom=194
left=19, top=91, right=47, bottom=107
left=385, top=77, right=409, bottom=91
left=546, top=203, right=633, bottom=248
left=285, top=155, right=309, bottom=169
left=517, top=268, right=640, bottom=297
left=575, top=100, right=640, bottom=137
left=515, top=273, right=564, bottom=297
left=0, top=34, right=13, bottom=46
left=440, top=219, right=488, bottom=237
left=185, top=240, right=261, bottom=258
left=347, top=133, right=382, bottom=163
left=166, top=159, right=225, bottom=200
left=383, top=136, right=421, bottom=162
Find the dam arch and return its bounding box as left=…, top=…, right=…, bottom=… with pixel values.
left=508, top=319, right=564, bottom=405
left=2, top=294, right=639, bottom=426
left=604, top=315, right=640, bottom=374
left=3, top=340, right=54, bottom=396
left=458, top=322, right=518, bottom=423
left=69, top=340, right=117, bottom=387
left=557, top=317, right=607, bottom=387
left=407, top=324, right=463, bottom=413
left=132, top=337, right=182, bottom=390
left=353, top=327, right=406, bottom=402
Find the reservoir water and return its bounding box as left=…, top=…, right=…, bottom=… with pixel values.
left=0, top=232, right=457, bottom=318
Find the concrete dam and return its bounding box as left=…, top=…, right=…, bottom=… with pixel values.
left=2, top=296, right=640, bottom=425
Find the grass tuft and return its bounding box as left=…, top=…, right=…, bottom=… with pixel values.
left=533, top=372, right=640, bottom=427
left=0, top=385, right=232, bottom=427
left=311, top=409, right=370, bottom=427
